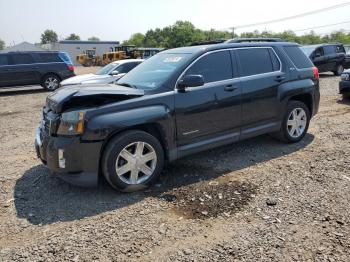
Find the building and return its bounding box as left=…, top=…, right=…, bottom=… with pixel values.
left=0, top=41, right=45, bottom=53
left=43, top=40, right=120, bottom=65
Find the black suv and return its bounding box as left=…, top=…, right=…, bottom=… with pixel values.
left=300, top=43, right=348, bottom=75
left=35, top=42, right=320, bottom=191
left=0, top=51, right=75, bottom=90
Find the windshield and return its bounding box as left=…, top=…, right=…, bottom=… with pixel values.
left=300, top=46, right=316, bottom=56
left=116, top=53, right=192, bottom=90
left=96, top=63, right=119, bottom=75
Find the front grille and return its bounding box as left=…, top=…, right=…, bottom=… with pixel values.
left=42, top=106, right=60, bottom=135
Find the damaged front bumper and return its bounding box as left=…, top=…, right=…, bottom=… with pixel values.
left=35, top=128, right=103, bottom=187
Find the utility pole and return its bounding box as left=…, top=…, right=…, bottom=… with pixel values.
left=230, top=27, right=236, bottom=38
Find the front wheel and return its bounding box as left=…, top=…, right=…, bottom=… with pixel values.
left=272, top=101, right=310, bottom=143
left=101, top=130, right=164, bottom=192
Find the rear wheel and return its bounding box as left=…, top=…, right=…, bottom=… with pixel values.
left=272, top=101, right=310, bottom=143
left=42, top=74, right=60, bottom=91
left=333, top=65, right=344, bottom=76
left=102, top=130, right=164, bottom=192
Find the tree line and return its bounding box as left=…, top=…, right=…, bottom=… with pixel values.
left=1, top=20, right=350, bottom=50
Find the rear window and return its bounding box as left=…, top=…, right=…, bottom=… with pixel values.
left=38, top=53, right=62, bottom=63
left=10, top=54, right=34, bottom=65
left=0, top=55, right=8, bottom=66
left=283, top=46, right=313, bottom=69
left=237, top=48, right=277, bottom=77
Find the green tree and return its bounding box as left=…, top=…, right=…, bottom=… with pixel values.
left=123, top=33, right=145, bottom=47
left=0, top=39, right=5, bottom=50
left=88, top=36, right=100, bottom=41
left=40, top=29, right=58, bottom=44
left=66, top=33, right=81, bottom=40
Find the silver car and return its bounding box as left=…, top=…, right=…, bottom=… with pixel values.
left=60, top=59, right=143, bottom=87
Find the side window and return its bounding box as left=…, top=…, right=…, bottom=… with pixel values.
left=237, top=48, right=275, bottom=77
left=314, top=48, right=324, bottom=57
left=185, top=51, right=233, bottom=83
left=336, top=45, right=345, bottom=53
left=0, top=55, right=9, bottom=66
left=11, top=54, right=34, bottom=65
left=116, top=64, right=128, bottom=73
left=38, top=53, right=62, bottom=63
left=323, top=45, right=336, bottom=55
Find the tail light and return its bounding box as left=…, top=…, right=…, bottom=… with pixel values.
left=67, top=64, right=75, bottom=72
left=312, top=66, right=319, bottom=80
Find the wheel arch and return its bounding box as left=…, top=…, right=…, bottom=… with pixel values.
left=99, top=123, right=170, bottom=166
left=289, top=93, right=313, bottom=116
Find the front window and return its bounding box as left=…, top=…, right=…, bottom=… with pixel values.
left=96, top=63, right=119, bottom=75
left=117, top=53, right=192, bottom=90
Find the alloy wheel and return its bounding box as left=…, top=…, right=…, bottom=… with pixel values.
left=45, top=77, right=59, bottom=90
left=287, top=108, right=307, bottom=138
left=115, top=141, right=157, bottom=185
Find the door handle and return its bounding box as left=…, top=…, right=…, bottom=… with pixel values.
left=275, top=75, right=286, bottom=82
left=224, top=84, right=237, bottom=92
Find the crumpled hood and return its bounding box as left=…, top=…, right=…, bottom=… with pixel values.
left=46, top=84, right=144, bottom=113
left=60, top=74, right=117, bottom=86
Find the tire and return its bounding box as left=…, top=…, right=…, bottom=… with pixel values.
left=101, top=130, right=164, bottom=192
left=42, top=74, right=60, bottom=91
left=342, top=93, right=350, bottom=100
left=333, top=65, right=344, bottom=76
left=272, top=101, right=310, bottom=143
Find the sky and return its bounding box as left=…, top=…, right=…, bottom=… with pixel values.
left=1, top=0, right=350, bottom=46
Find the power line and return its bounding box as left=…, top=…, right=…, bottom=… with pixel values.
left=229, top=2, right=350, bottom=30
left=294, top=20, right=350, bottom=32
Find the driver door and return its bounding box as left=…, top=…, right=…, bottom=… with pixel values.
left=174, top=50, right=242, bottom=148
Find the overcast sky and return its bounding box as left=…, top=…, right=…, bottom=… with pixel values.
left=1, top=0, right=350, bottom=46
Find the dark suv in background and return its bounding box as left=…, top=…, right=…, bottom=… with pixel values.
left=300, top=43, right=349, bottom=75
left=35, top=41, right=320, bottom=192
left=0, top=51, right=75, bottom=90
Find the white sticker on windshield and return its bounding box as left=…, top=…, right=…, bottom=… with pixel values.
left=163, top=57, right=182, bottom=63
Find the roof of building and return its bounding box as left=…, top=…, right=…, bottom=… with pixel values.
left=58, top=40, right=120, bottom=45
left=0, top=41, right=45, bottom=53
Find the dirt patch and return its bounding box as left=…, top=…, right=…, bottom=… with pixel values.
left=159, top=180, right=256, bottom=219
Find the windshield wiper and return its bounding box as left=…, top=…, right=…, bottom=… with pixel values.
left=117, top=82, right=138, bottom=89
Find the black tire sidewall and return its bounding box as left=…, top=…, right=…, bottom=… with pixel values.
left=282, top=101, right=310, bottom=143
left=102, top=131, right=164, bottom=192
left=42, top=74, right=60, bottom=91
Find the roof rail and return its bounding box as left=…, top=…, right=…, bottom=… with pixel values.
left=226, top=38, right=286, bottom=43
left=190, top=39, right=226, bottom=46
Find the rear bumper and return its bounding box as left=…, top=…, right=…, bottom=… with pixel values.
left=35, top=128, right=102, bottom=187
left=339, top=80, right=350, bottom=94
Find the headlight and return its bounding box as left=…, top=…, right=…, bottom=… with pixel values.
left=341, top=73, right=349, bottom=81
left=57, top=110, right=85, bottom=135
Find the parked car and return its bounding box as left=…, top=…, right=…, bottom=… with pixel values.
left=0, top=51, right=74, bottom=90
left=60, top=59, right=143, bottom=87
left=35, top=42, right=320, bottom=191
left=300, top=43, right=348, bottom=75
left=339, top=70, right=350, bottom=99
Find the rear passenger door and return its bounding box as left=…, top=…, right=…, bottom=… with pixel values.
left=8, top=53, right=39, bottom=86
left=236, top=47, right=284, bottom=138
left=323, top=45, right=337, bottom=71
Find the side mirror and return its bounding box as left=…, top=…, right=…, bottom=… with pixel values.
left=110, top=70, right=120, bottom=76
left=177, top=75, right=204, bottom=91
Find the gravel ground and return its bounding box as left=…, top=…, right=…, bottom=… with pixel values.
left=0, top=73, right=350, bottom=261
